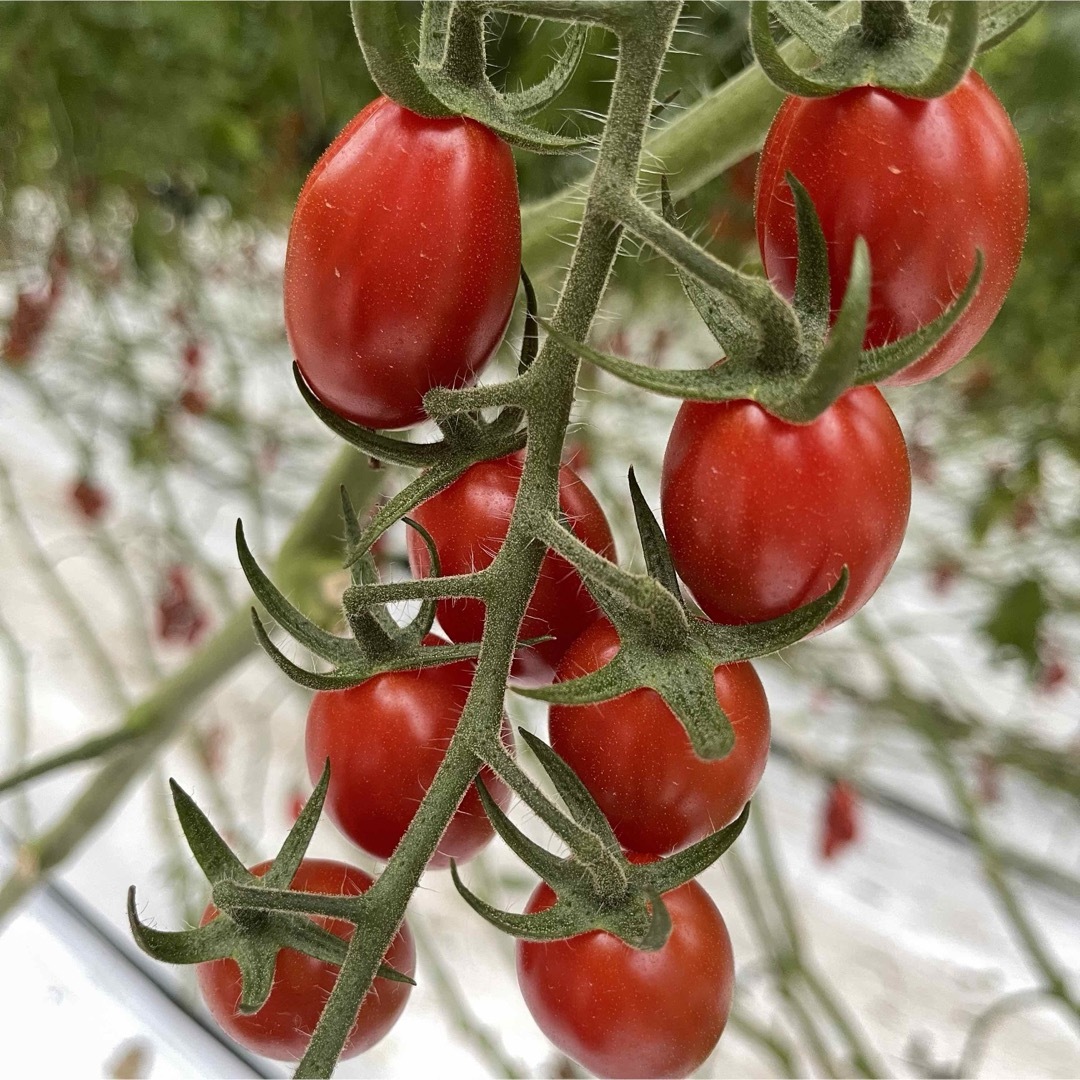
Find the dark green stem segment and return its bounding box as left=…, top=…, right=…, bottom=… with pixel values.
left=350, top=1, right=452, bottom=117
left=292, top=4, right=683, bottom=1076
left=859, top=0, right=916, bottom=48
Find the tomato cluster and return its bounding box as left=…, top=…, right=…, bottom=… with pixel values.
left=663, top=70, right=1025, bottom=636
left=206, top=60, right=1025, bottom=1075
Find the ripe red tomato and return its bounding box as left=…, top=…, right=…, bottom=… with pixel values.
left=197, top=858, right=414, bottom=1061
left=549, top=620, right=770, bottom=855
left=661, top=387, right=910, bottom=634
left=756, top=72, right=1027, bottom=385
left=406, top=453, right=616, bottom=680
left=284, top=96, right=521, bottom=429
left=306, top=638, right=512, bottom=867
left=517, top=867, right=734, bottom=1079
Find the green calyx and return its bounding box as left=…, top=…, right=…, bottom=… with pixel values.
left=551, top=172, right=983, bottom=423
left=237, top=510, right=485, bottom=693
left=351, top=0, right=591, bottom=153
left=751, top=0, right=1042, bottom=100
left=452, top=732, right=751, bottom=950
left=127, top=766, right=414, bottom=1006
left=516, top=469, right=846, bottom=760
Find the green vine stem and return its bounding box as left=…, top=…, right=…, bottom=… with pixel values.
left=520, top=0, right=859, bottom=276
left=0, top=612, right=33, bottom=838
left=291, top=6, right=683, bottom=1074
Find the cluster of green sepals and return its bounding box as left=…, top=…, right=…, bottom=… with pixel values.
left=751, top=0, right=1040, bottom=101
left=129, top=767, right=415, bottom=1007
left=128, top=2, right=1038, bottom=1076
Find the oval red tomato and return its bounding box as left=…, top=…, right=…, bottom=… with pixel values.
left=549, top=620, right=770, bottom=854
left=661, top=387, right=910, bottom=634
left=197, top=858, right=414, bottom=1061
left=306, top=639, right=512, bottom=867
left=756, top=71, right=1027, bottom=385
left=406, top=453, right=616, bottom=680
left=517, top=870, right=734, bottom=1079
left=285, top=96, right=521, bottom=429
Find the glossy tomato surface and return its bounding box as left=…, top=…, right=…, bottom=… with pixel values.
left=661, top=387, right=910, bottom=634
left=285, top=96, right=521, bottom=429
left=549, top=620, right=770, bottom=854
left=197, top=859, right=414, bottom=1061
left=306, top=639, right=511, bottom=867
left=406, top=453, right=616, bottom=680
left=517, top=871, right=734, bottom=1079
left=756, top=72, right=1027, bottom=384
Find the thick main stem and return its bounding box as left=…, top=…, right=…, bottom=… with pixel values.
left=293, top=6, right=683, bottom=1076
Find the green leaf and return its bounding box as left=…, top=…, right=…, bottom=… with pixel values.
left=981, top=578, right=1047, bottom=671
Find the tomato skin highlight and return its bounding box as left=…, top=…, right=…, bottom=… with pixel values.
left=196, top=858, right=414, bottom=1061
left=661, top=387, right=910, bottom=634
left=756, top=71, right=1028, bottom=385
left=284, top=96, right=521, bottom=429
left=549, top=620, right=770, bottom=854
left=406, top=453, right=617, bottom=680
left=517, top=871, right=734, bottom=1079
left=306, top=638, right=511, bottom=868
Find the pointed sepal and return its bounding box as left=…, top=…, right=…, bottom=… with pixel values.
left=170, top=778, right=247, bottom=885
left=237, top=520, right=358, bottom=666
left=294, top=364, right=444, bottom=468
left=856, top=251, right=985, bottom=385
left=264, top=763, right=330, bottom=890
left=627, top=467, right=682, bottom=602
left=501, top=25, right=588, bottom=119
left=647, top=803, right=751, bottom=893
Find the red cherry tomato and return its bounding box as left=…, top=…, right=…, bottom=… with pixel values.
left=197, top=858, right=414, bottom=1061
left=406, top=453, right=616, bottom=680
left=756, top=71, right=1027, bottom=385
left=306, top=638, right=512, bottom=867
left=661, top=387, right=910, bottom=634
left=517, top=869, right=734, bottom=1079
left=284, top=96, right=521, bottom=429
left=548, top=620, right=770, bottom=854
